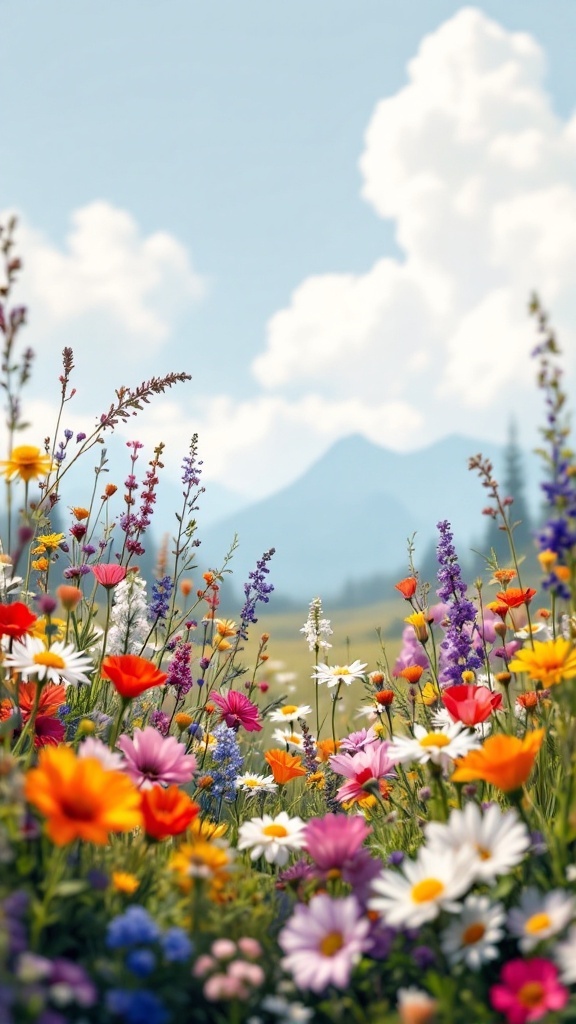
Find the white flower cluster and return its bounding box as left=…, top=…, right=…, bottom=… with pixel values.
left=300, top=597, right=333, bottom=653
left=107, top=574, right=150, bottom=654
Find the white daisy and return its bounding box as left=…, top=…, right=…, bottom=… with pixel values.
left=78, top=736, right=124, bottom=770
left=235, top=773, right=278, bottom=796
left=272, top=728, right=306, bottom=750
left=507, top=888, right=576, bottom=953
left=312, top=660, right=367, bottom=688
left=368, top=846, right=476, bottom=928
left=554, top=925, right=576, bottom=984
left=237, top=812, right=307, bottom=866
left=425, top=802, right=531, bottom=883
left=514, top=623, right=551, bottom=641
left=441, top=894, right=505, bottom=969
left=268, top=703, right=312, bottom=723
left=387, top=722, right=480, bottom=768
left=3, top=635, right=93, bottom=686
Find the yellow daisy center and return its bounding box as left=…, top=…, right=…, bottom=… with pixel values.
left=281, top=705, right=298, bottom=715
left=411, top=877, right=445, bottom=903
left=33, top=651, right=66, bottom=669
left=462, top=922, right=486, bottom=945
left=334, top=667, right=350, bottom=675
left=262, top=824, right=288, bottom=838
left=525, top=912, right=551, bottom=935
left=244, top=779, right=261, bottom=788
left=319, top=931, right=344, bottom=957
left=518, top=982, right=545, bottom=1009
left=476, top=845, right=492, bottom=861
left=419, top=732, right=450, bottom=748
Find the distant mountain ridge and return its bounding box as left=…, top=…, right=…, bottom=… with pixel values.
left=197, top=433, right=541, bottom=602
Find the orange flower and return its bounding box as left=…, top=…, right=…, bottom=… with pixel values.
left=486, top=601, right=510, bottom=620
left=516, top=691, right=539, bottom=711
left=141, top=785, right=199, bottom=840
left=71, top=507, right=91, bottom=521
left=316, top=738, right=341, bottom=762
left=264, top=748, right=306, bottom=784
left=56, top=584, right=83, bottom=610
left=451, top=730, right=544, bottom=792
left=24, top=746, right=142, bottom=844
left=495, top=587, right=537, bottom=609
left=396, top=665, right=424, bottom=684
left=18, top=682, right=66, bottom=721
left=101, top=654, right=168, bottom=699
left=492, top=568, right=516, bottom=584
left=395, top=576, right=417, bottom=599
left=112, top=871, right=140, bottom=893
left=374, top=690, right=395, bottom=707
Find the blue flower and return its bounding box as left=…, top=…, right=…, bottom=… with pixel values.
left=106, top=907, right=160, bottom=949
left=160, top=927, right=194, bottom=963
left=106, top=989, right=168, bottom=1024
left=125, top=948, right=156, bottom=978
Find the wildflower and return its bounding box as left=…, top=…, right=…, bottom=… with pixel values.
left=304, top=813, right=371, bottom=872
left=395, top=576, right=418, bottom=599
left=312, top=660, right=367, bottom=688
left=0, top=444, right=52, bottom=481
left=272, top=727, right=305, bottom=750
left=211, top=722, right=244, bottom=801
left=268, top=703, right=312, bottom=723
left=555, top=926, right=576, bottom=984
left=117, top=728, right=197, bottom=789
left=496, top=587, right=538, bottom=610
left=17, top=681, right=66, bottom=720
left=451, top=730, right=544, bottom=791
left=149, top=575, right=173, bottom=620
left=78, top=736, right=124, bottom=770
left=441, top=894, right=506, bottom=969
left=261, top=995, right=314, bottom=1022
left=56, top=584, right=83, bottom=610
left=170, top=835, right=233, bottom=898
left=316, top=738, right=340, bottom=761
left=71, top=506, right=90, bottom=520
left=442, top=684, right=503, bottom=725
left=264, top=748, right=307, bottom=784
left=490, top=958, right=569, bottom=1023
left=160, top=928, right=193, bottom=963
left=436, top=520, right=483, bottom=682
left=25, top=746, right=142, bottom=844
left=141, top=784, right=199, bottom=840
left=300, top=596, right=333, bottom=652
left=101, top=653, right=167, bottom=699
left=0, top=601, right=37, bottom=639
left=368, top=846, right=476, bottom=928
left=238, top=811, right=306, bottom=865
left=329, top=743, right=396, bottom=804
left=278, top=893, right=370, bottom=992
left=387, top=722, right=480, bottom=768
left=396, top=988, right=439, bottom=1024
left=507, top=889, right=575, bottom=953
left=404, top=611, right=429, bottom=642
left=4, top=636, right=93, bottom=686
left=174, top=712, right=194, bottom=731
left=112, top=871, right=140, bottom=894
left=107, top=574, right=150, bottom=654
left=237, top=547, right=275, bottom=639
left=508, top=637, right=576, bottom=687
left=91, top=563, right=128, bottom=588
left=209, top=689, right=262, bottom=732
left=425, top=803, right=530, bottom=883
left=235, top=772, right=278, bottom=795
left=166, top=641, right=194, bottom=697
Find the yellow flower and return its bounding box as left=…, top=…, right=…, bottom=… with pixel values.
left=420, top=682, right=441, bottom=706
left=508, top=638, right=576, bottom=688
left=112, top=871, right=140, bottom=894
left=31, top=617, right=66, bottom=642
left=215, top=618, right=237, bottom=637
left=0, top=445, right=53, bottom=482
left=37, top=532, right=65, bottom=551
left=170, top=837, right=233, bottom=899
left=31, top=558, right=50, bottom=572
left=404, top=611, right=429, bottom=642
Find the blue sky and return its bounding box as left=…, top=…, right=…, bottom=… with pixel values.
left=2, top=1, right=576, bottom=507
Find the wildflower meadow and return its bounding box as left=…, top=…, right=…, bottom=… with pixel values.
left=1, top=216, right=576, bottom=1024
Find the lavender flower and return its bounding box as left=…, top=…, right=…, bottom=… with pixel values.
left=237, top=548, right=275, bottom=639
left=166, top=642, right=193, bottom=697
left=436, top=521, right=482, bottom=684
left=149, top=710, right=169, bottom=736
left=149, top=576, right=173, bottom=621
left=210, top=723, right=244, bottom=802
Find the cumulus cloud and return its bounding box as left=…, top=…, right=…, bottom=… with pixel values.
left=253, top=6, right=576, bottom=448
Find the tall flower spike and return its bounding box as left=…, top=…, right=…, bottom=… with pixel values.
left=436, top=520, right=483, bottom=684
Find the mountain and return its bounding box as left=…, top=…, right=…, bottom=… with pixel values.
left=197, top=433, right=541, bottom=603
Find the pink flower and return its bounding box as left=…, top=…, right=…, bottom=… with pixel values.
left=117, top=727, right=197, bottom=789
left=91, top=563, right=127, bottom=588
left=209, top=690, right=262, bottom=732
left=33, top=715, right=66, bottom=748
left=442, top=685, right=503, bottom=726
left=278, top=893, right=370, bottom=992
left=490, top=958, right=569, bottom=1024
left=329, top=742, right=396, bottom=804
left=339, top=726, right=380, bottom=753
left=304, top=814, right=371, bottom=871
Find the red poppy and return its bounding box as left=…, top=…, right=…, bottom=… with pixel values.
left=394, top=577, right=418, bottom=599
left=495, top=587, right=537, bottom=609
left=141, top=785, right=199, bottom=840
left=91, top=563, right=127, bottom=588
left=18, top=682, right=67, bottom=721
left=374, top=690, right=395, bottom=707
left=0, top=601, right=37, bottom=639
left=101, top=654, right=167, bottom=699
left=209, top=689, right=262, bottom=732
left=442, top=685, right=503, bottom=726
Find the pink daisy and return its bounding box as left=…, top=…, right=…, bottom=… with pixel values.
left=209, top=689, right=262, bottom=732
left=278, top=893, right=370, bottom=993
left=117, top=727, right=197, bottom=789
left=329, top=742, right=396, bottom=804
left=304, top=814, right=371, bottom=871
left=490, top=958, right=569, bottom=1024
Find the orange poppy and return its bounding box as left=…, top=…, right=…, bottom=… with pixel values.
left=316, top=738, right=341, bottom=762
left=100, top=654, right=167, bottom=699
left=451, top=729, right=544, bottom=792
left=18, top=682, right=66, bottom=721
left=395, top=577, right=417, bottom=599
left=141, top=785, right=199, bottom=841
left=25, top=746, right=142, bottom=845
left=264, top=748, right=306, bottom=784
left=374, top=690, right=395, bottom=707
left=396, top=665, right=424, bottom=684
left=495, top=587, right=537, bottom=609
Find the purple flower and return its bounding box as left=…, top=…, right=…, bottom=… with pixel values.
left=117, top=728, right=197, bottom=790
left=237, top=548, right=275, bottom=639
left=436, top=521, right=483, bottom=683
left=339, top=726, right=379, bottom=753
left=149, top=710, right=169, bottom=736
left=166, top=642, right=193, bottom=697
left=278, top=894, right=371, bottom=992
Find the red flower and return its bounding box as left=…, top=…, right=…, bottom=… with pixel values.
left=442, top=684, right=503, bottom=726
left=18, top=682, right=67, bottom=721
left=101, top=654, right=167, bottom=699
left=496, top=587, right=537, bottom=610
left=91, top=563, right=127, bottom=589
left=394, top=577, right=417, bottom=599
left=33, top=715, right=66, bottom=748
left=0, top=602, right=37, bottom=639
left=141, top=785, right=199, bottom=840
left=209, top=689, right=262, bottom=732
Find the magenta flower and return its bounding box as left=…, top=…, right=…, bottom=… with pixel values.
left=117, top=727, right=197, bottom=789
left=339, top=726, right=379, bottom=753
left=209, top=689, right=262, bottom=732
left=91, top=563, right=127, bottom=588
left=490, top=958, right=568, bottom=1024
left=278, top=893, right=370, bottom=993
left=329, top=742, right=396, bottom=804
left=304, top=814, right=371, bottom=871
